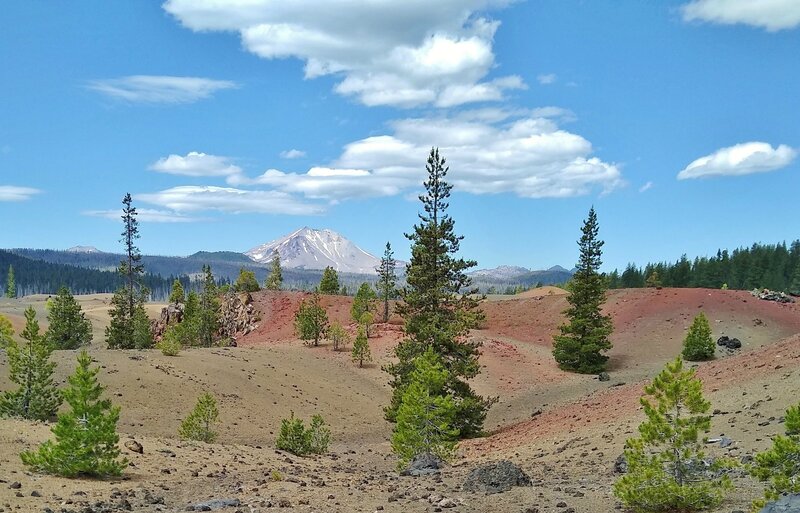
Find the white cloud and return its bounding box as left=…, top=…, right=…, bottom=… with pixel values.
left=678, top=142, right=797, bottom=179
left=163, top=1, right=524, bottom=108
left=639, top=181, right=654, bottom=192
left=83, top=208, right=203, bottom=223
left=280, top=149, right=306, bottom=159
left=149, top=151, right=241, bottom=177
left=0, top=186, right=41, bottom=202
left=136, top=186, right=324, bottom=216
left=87, top=75, right=237, bottom=103
left=682, top=0, right=800, bottom=31
left=229, top=109, right=623, bottom=200
left=537, top=73, right=557, bottom=85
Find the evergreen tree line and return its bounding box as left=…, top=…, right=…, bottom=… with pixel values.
left=609, top=241, right=800, bottom=293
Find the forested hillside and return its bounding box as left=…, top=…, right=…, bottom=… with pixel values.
left=608, top=241, right=800, bottom=293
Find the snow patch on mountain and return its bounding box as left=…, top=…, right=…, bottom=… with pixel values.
left=245, top=227, right=381, bottom=274
left=66, top=245, right=102, bottom=253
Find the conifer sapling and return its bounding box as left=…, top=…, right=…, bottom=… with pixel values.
left=179, top=392, right=219, bottom=443
left=682, top=312, right=715, bottom=361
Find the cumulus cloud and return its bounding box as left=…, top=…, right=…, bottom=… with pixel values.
left=280, top=149, right=306, bottom=159
left=163, top=0, right=524, bottom=108
left=136, top=186, right=324, bottom=216
left=229, top=110, right=622, bottom=200
left=0, top=185, right=41, bottom=202
left=87, top=75, right=237, bottom=103
left=537, top=73, right=557, bottom=85
left=682, top=0, right=800, bottom=31
left=83, top=208, right=203, bottom=223
left=678, top=142, right=797, bottom=179
left=149, top=152, right=241, bottom=177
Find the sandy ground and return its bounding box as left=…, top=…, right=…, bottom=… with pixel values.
left=0, top=287, right=799, bottom=512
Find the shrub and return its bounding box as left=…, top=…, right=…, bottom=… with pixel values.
left=20, top=350, right=127, bottom=477
left=328, top=321, right=350, bottom=351
left=613, top=357, right=731, bottom=512
left=270, top=470, right=283, bottom=481
left=0, top=314, right=13, bottom=348
left=294, top=293, right=328, bottom=346
left=682, top=313, right=715, bottom=361
left=276, top=412, right=331, bottom=456
left=179, top=392, right=219, bottom=443
left=156, top=327, right=182, bottom=356
left=351, top=325, right=372, bottom=368
left=750, top=403, right=800, bottom=509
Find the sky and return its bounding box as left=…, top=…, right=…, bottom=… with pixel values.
left=1, top=0, right=798, bottom=272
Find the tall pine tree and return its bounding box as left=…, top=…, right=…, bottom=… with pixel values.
left=5, top=264, right=15, bottom=298
left=386, top=148, right=491, bottom=438
left=319, top=266, right=340, bottom=294
left=198, top=265, right=220, bottom=347
left=553, top=207, right=613, bottom=373
left=265, top=251, right=283, bottom=290
left=377, top=242, right=397, bottom=323
left=0, top=306, right=61, bottom=420
left=106, top=193, right=151, bottom=349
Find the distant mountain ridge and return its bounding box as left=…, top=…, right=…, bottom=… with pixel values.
left=245, top=227, right=381, bottom=274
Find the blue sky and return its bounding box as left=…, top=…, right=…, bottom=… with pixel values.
left=1, top=0, right=798, bottom=271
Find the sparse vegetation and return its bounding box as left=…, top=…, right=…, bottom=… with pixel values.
left=613, top=357, right=731, bottom=512
left=328, top=320, right=350, bottom=351
left=156, top=327, right=182, bottom=356
left=276, top=412, right=331, bottom=456
left=20, top=350, right=127, bottom=477
left=0, top=307, right=61, bottom=420
left=750, top=403, right=800, bottom=508
left=294, top=293, right=328, bottom=346
left=351, top=325, right=371, bottom=367
left=391, top=348, right=459, bottom=468
left=265, top=251, right=283, bottom=290
left=0, top=313, right=14, bottom=348
left=45, top=286, right=93, bottom=350
left=682, top=313, right=715, bottom=361
left=179, top=392, right=219, bottom=443
left=553, top=207, right=613, bottom=374
left=386, top=148, right=491, bottom=439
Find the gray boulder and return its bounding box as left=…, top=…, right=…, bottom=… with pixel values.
left=463, top=460, right=532, bottom=494
left=614, top=453, right=628, bottom=474
left=400, top=453, right=443, bottom=476
left=187, top=498, right=241, bottom=511
left=760, top=494, right=800, bottom=513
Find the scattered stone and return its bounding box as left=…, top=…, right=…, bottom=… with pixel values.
left=598, top=372, right=610, bottom=382
left=462, top=460, right=532, bottom=494
left=124, top=440, right=144, bottom=454
left=8, top=482, right=21, bottom=489
left=438, top=498, right=458, bottom=508
left=717, top=336, right=742, bottom=350
left=187, top=498, right=242, bottom=511
left=751, top=288, right=795, bottom=304
left=400, top=453, right=444, bottom=477
left=613, top=454, right=628, bottom=474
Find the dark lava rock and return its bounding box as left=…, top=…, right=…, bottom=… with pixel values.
left=400, top=453, right=444, bottom=477
left=760, top=494, right=800, bottom=513
left=462, top=460, right=532, bottom=494
left=613, top=454, right=628, bottom=474
left=598, top=372, right=610, bottom=382
left=187, top=498, right=241, bottom=511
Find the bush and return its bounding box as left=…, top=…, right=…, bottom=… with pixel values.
left=179, top=392, right=219, bottom=443
left=613, top=357, right=731, bottom=512
left=750, top=403, right=800, bottom=509
left=682, top=313, right=715, bottom=361
left=156, top=328, right=182, bottom=356
left=294, top=293, right=328, bottom=346
left=328, top=321, right=350, bottom=351
left=276, top=412, right=331, bottom=456
left=20, top=350, right=127, bottom=477
left=351, top=325, right=372, bottom=367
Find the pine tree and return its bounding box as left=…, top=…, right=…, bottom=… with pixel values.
left=45, top=286, right=93, bottom=350
left=294, top=293, right=328, bottom=346
left=20, top=350, right=127, bottom=477
left=552, top=207, right=613, bottom=374
left=265, top=251, right=283, bottom=291
left=377, top=242, right=397, bottom=322
left=5, top=264, right=15, bottom=298
left=168, top=279, right=185, bottom=304
left=234, top=268, right=260, bottom=293
left=319, top=266, right=340, bottom=294
left=328, top=321, right=350, bottom=351
left=682, top=313, right=715, bottom=361
left=790, top=263, right=800, bottom=293
left=351, top=282, right=376, bottom=323
left=351, top=325, right=372, bottom=367
left=185, top=290, right=200, bottom=319
left=197, top=265, right=220, bottom=347
left=131, top=301, right=154, bottom=349
left=613, top=358, right=730, bottom=512
left=0, top=307, right=61, bottom=420
left=0, top=313, right=14, bottom=349
left=386, top=148, right=490, bottom=438
left=179, top=392, right=219, bottom=443
left=106, top=193, right=149, bottom=349
left=359, top=311, right=374, bottom=338
left=750, top=403, right=800, bottom=508
left=645, top=271, right=662, bottom=289
left=391, top=348, right=459, bottom=467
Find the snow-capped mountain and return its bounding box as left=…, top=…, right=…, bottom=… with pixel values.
left=245, top=227, right=381, bottom=274
left=470, top=265, right=531, bottom=280
left=66, top=245, right=102, bottom=253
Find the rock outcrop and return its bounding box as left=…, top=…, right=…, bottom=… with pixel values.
left=219, top=291, right=260, bottom=343
left=462, top=460, right=532, bottom=494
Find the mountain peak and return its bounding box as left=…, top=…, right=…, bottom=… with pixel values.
left=245, top=228, right=379, bottom=274
left=66, top=245, right=102, bottom=253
